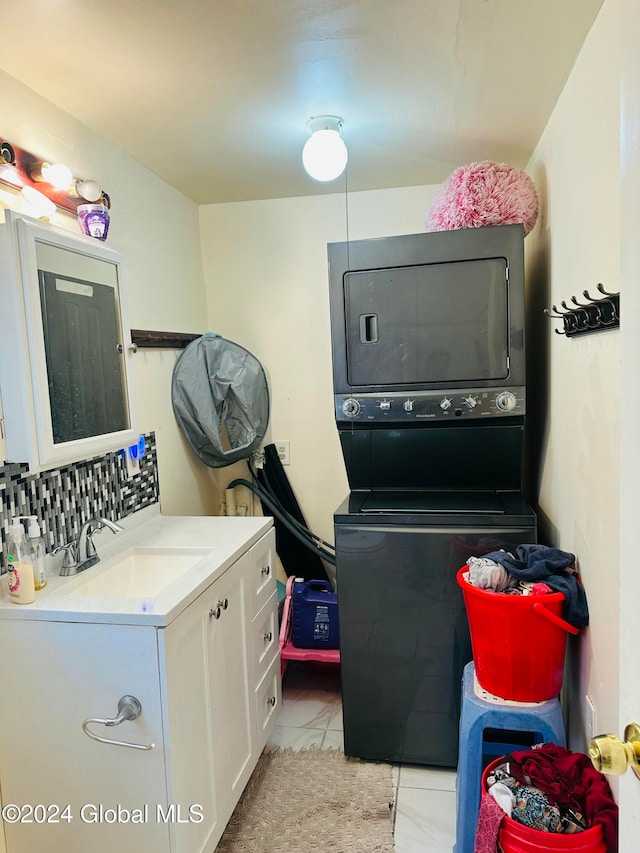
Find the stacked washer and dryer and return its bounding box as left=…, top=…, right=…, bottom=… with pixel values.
left=327, top=224, right=537, bottom=767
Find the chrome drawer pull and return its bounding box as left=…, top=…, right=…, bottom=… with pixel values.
left=263, top=631, right=273, bottom=642
left=261, top=565, right=271, bottom=577
left=82, top=695, right=155, bottom=751
left=266, top=696, right=277, bottom=707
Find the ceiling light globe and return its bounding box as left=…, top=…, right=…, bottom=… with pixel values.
left=41, top=162, right=73, bottom=190
left=302, top=122, right=348, bottom=182
left=76, top=179, right=103, bottom=202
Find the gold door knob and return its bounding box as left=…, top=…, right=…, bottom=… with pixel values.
left=588, top=723, right=640, bottom=779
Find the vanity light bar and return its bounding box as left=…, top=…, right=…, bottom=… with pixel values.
left=0, top=137, right=109, bottom=214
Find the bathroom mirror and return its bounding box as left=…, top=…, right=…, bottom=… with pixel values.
left=0, top=211, right=138, bottom=472
left=36, top=240, right=129, bottom=444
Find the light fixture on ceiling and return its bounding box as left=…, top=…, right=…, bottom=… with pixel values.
left=302, top=115, right=348, bottom=182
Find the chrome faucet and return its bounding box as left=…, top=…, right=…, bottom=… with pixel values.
left=55, top=516, right=124, bottom=576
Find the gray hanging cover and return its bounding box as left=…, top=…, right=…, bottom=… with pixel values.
left=171, top=333, right=269, bottom=468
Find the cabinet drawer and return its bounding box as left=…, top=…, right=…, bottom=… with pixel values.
left=252, top=591, right=278, bottom=686
left=254, top=655, right=281, bottom=751
left=249, top=529, right=276, bottom=619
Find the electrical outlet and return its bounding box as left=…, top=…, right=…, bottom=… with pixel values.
left=125, top=453, right=140, bottom=479
left=274, top=440, right=290, bottom=465
left=118, top=445, right=140, bottom=480
left=585, top=694, right=597, bottom=743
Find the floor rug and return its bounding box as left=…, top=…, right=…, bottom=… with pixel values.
left=216, top=747, right=395, bottom=851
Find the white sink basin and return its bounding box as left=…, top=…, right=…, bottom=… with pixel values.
left=65, top=547, right=209, bottom=599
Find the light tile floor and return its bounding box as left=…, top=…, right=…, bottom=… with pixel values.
left=266, top=661, right=457, bottom=852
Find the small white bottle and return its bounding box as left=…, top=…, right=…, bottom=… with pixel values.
left=6, top=521, right=36, bottom=604
left=27, top=516, right=47, bottom=591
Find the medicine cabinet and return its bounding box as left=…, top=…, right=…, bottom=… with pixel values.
left=0, top=210, right=137, bottom=472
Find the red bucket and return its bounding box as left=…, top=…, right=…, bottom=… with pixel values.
left=482, top=759, right=606, bottom=852
left=457, top=567, right=579, bottom=701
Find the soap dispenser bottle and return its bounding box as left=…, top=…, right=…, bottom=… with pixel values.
left=27, top=516, right=47, bottom=591
left=6, top=521, right=36, bottom=604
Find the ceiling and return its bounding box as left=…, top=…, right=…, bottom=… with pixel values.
left=0, top=0, right=602, bottom=205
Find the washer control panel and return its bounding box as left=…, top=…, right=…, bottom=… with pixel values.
left=336, top=386, right=525, bottom=423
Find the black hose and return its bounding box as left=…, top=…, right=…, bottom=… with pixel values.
left=247, top=458, right=335, bottom=553
left=228, top=478, right=336, bottom=566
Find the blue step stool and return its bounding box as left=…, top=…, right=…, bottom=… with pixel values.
left=454, top=661, right=566, bottom=853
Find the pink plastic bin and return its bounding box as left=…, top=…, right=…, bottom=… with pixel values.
left=279, top=575, right=340, bottom=675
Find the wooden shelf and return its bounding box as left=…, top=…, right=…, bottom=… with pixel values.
left=130, top=329, right=200, bottom=349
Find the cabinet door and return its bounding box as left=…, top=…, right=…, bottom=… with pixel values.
left=0, top=620, right=169, bottom=853
left=0, top=212, right=138, bottom=472
left=162, top=552, right=255, bottom=853
left=207, top=552, right=255, bottom=809
left=162, top=585, right=222, bottom=853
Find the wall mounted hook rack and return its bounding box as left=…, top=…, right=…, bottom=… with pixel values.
left=544, top=283, right=619, bottom=337
left=130, top=329, right=200, bottom=349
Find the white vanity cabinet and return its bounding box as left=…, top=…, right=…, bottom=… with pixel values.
left=0, top=527, right=279, bottom=853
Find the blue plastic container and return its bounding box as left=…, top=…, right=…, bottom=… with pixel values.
left=291, top=579, right=340, bottom=650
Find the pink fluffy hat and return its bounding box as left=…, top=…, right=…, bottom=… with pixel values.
left=424, top=160, right=539, bottom=236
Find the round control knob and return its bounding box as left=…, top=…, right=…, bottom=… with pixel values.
left=403, top=399, right=415, bottom=413
left=440, top=397, right=452, bottom=411
left=463, top=395, right=479, bottom=410
left=378, top=399, right=391, bottom=411
left=496, top=391, right=517, bottom=412
left=341, top=398, right=360, bottom=417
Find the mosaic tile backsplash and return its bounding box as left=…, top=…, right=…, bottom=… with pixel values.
left=0, top=431, right=158, bottom=572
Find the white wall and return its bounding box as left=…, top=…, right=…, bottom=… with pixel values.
left=618, top=0, right=640, bottom=841
left=199, top=185, right=438, bottom=576
left=525, top=0, right=620, bottom=748
left=0, top=70, right=216, bottom=515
